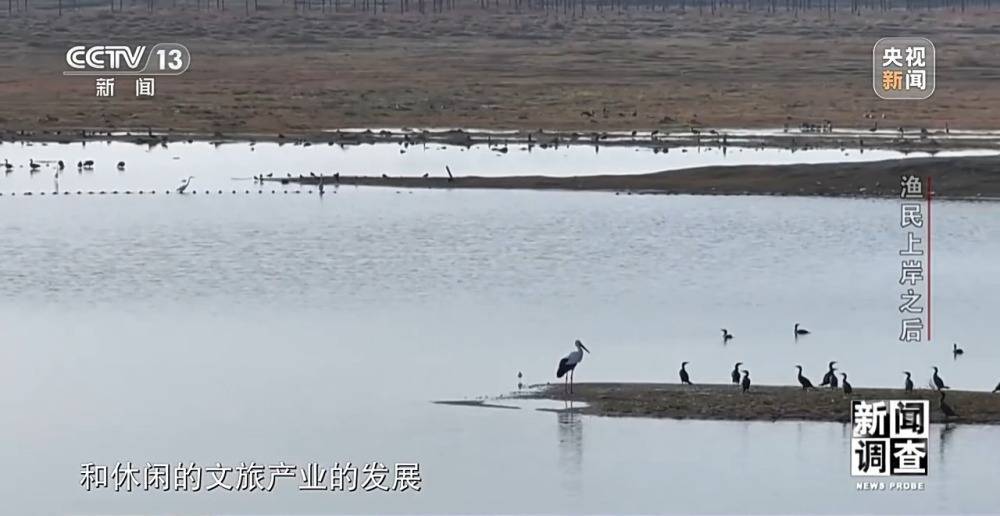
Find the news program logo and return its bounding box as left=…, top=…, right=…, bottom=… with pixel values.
left=851, top=399, right=929, bottom=477
left=64, top=43, right=191, bottom=76
left=873, top=37, right=935, bottom=100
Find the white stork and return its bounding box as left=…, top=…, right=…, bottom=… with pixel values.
left=556, top=340, right=590, bottom=395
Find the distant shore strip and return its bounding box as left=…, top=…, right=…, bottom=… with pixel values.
left=270, top=155, right=1000, bottom=200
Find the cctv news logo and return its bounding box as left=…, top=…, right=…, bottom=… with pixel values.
left=64, top=43, right=190, bottom=76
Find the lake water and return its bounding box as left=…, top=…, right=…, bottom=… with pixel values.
left=1, top=140, right=998, bottom=195
left=1, top=143, right=999, bottom=514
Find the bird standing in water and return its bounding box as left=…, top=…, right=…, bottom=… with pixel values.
left=679, top=362, right=692, bottom=385
left=796, top=365, right=815, bottom=390
left=176, top=176, right=194, bottom=194
left=556, top=340, right=590, bottom=395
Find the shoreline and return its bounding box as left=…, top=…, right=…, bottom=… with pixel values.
left=3, top=127, right=999, bottom=153
left=268, top=155, right=1000, bottom=200
left=516, top=382, right=1000, bottom=425
left=6, top=128, right=999, bottom=200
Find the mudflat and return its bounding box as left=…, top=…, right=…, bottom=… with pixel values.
left=520, top=382, right=1000, bottom=424
left=273, top=154, right=1000, bottom=199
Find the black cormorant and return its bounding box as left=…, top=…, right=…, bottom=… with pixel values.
left=796, top=365, right=814, bottom=390
left=841, top=373, right=852, bottom=395
left=932, top=367, right=949, bottom=390
left=721, top=329, right=733, bottom=342
left=820, top=361, right=838, bottom=388
left=904, top=371, right=914, bottom=392
left=794, top=323, right=810, bottom=336
left=741, top=370, right=751, bottom=393
left=953, top=343, right=964, bottom=357
left=731, top=362, right=743, bottom=384
left=679, top=362, right=692, bottom=385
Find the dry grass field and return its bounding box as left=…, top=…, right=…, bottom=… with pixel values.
left=0, top=5, right=999, bottom=136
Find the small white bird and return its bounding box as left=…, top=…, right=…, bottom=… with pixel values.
left=176, top=176, right=194, bottom=194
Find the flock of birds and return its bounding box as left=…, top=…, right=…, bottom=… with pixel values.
left=251, top=166, right=457, bottom=187
left=3, top=158, right=121, bottom=173
left=553, top=325, right=999, bottom=421
left=3, top=158, right=197, bottom=194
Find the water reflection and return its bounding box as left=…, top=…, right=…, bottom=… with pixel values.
left=2, top=140, right=998, bottom=195
left=556, top=402, right=583, bottom=494
left=938, top=423, right=957, bottom=465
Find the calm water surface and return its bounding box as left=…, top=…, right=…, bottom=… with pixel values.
left=0, top=140, right=997, bottom=194
left=1, top=146, right=999, bottom=514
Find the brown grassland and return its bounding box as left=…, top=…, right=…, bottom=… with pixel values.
left=0, top=5, right=999, bottom=136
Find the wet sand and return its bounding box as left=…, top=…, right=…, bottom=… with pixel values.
left=433, top=400, right=522, bottom=410
left=520, top=382, right=1000, bottom=425
left=272, top=154, right=1000, bottom=199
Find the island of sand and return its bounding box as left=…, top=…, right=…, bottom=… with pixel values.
left=516, top=382, right=1000, bottom=425
left=270, top=154, right=1000, bottom=200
